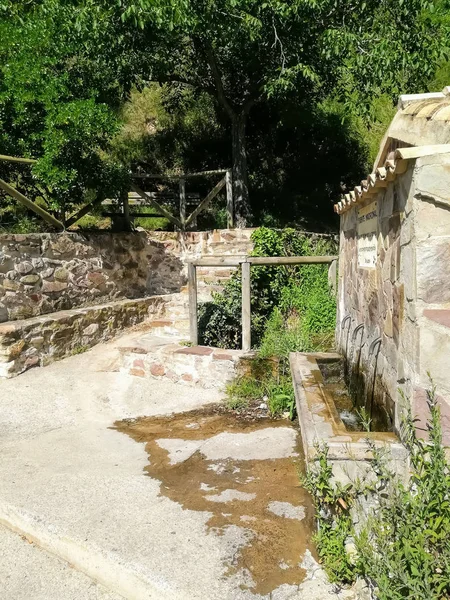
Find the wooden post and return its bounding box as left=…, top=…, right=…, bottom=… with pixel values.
left=328, top=259, right=338, bottom=296
left=123, top=191, right=131, bottom=231
left=179, top=178, right=186, bottom=229
left=188, top=263, right=198, bottom=345
left=241, top=260, right=251, bottom=352
left=226, top=169, right=234, bottom=229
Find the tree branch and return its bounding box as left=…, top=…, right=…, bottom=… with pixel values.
left=204, top=43, right=236, bottom=119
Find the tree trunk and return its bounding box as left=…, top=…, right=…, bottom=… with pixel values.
left=231, top=112, right=251, bottom=228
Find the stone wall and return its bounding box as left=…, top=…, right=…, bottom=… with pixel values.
left=336, top=154, right=450, bottom=439
left=0, top=229, right=254, bottom=323
left=0, top=295, right=169, bottom=378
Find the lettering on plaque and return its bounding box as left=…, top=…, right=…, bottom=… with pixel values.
left=357, top=201, right=378, bottom=268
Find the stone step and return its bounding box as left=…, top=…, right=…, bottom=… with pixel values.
left=118, top=332, right=248, bottom=389
left=146, top=318, right=190, bottom=338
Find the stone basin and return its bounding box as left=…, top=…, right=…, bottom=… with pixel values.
left=290, top=352, right=407, bottom=483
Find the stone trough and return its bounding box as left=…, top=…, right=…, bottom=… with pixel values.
left=290, top=352, right=407, bottom=482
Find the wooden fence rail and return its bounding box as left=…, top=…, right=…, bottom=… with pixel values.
left=188, top=255, right=338, bottom=352
left=0, top=153, right=233, bottom=231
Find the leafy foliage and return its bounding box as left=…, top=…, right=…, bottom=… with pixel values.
left=0, top=0, right=131, bottom=219
left=199, top=227, right=337, bottom=350
left=226, top=358, right=295, bottom=418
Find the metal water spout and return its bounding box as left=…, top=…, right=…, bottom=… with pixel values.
left=350, top=324, right=365, bottom=366
left=340, top=315, right=352, bottom=353
left=348, top=324, right=365, bottom=401
left=369, top=337, right=382, bottom=357
left=368, top=337, right=382, bottom=428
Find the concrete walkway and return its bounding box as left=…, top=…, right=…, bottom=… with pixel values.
left=0, top=525, right=122, bottom=600
left=0, top=338, right=353, bottom=599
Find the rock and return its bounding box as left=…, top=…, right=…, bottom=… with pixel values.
left=8, top=340, right=26, bottom=360
left=83, top=323, right=99, bottom=336
left=15, top=261, right=33, bottom=275
left=40, top=267, right=54, bottom=279
left=50, top=327, right=74, bottom=342
left=0, top=303, right=7, bottom=323
left=47, top=236, right=79, bottom=256
left=2, top=279, right=20, bottom=292
left=20, top=274, right=41, bottom=286
left=32, top=258, right=44, bottom=268
left=54, top=268, right=69, bottom=282
left=344, top=540, right=359, bottom=565
left=42, top=281, right=68, bottom=294
left=30, top=336, right=44, bottom=349
left=0, top=258, right=14, bottom=273
left=150, top=363, right=166, bottom=377
left=87, top=272, right=107, bottom=288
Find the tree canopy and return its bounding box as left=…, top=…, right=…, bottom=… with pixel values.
left=0, top=0, right=448, bottom=229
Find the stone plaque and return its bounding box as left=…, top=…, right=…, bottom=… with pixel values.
left=357, top=201, right=378, bottom=268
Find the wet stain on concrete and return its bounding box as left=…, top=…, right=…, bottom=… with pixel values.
left=113, top=407, right=316, bottom=595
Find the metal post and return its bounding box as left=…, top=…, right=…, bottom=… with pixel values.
left=188, top=263, right=198, bottom=345
left=241, top=260, right=251, bottom=352
left=226, top=169, right=234, bottom=229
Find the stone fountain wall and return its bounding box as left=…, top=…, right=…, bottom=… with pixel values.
left=336, top=154, right=450, bottom=440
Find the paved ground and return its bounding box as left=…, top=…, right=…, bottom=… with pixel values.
left=0, top=337, right=354, bottom=599
left=0, top=525, right=122, bottom=600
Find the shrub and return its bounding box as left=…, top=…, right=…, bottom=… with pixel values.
left=304, top=381, right=450, bottom=599
left=199, top=227, right=337, bottom=351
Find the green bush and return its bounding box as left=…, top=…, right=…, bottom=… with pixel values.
left=199, top=227, right=337, bottom=351
left=226, top=364, right=295, bottom=418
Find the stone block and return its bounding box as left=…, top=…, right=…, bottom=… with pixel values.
left=176, top=346, right=213, bottom=356
left=15, top=261, right=33, bottom=275
left=20, top=274, right=40, bottom=285
left=415, top=161, right=450, bottom=205
left=417, top=240, right=450, bottom=304
left=42, top=281, right=68, bottom=294
left=415, top=200, right=450, bottom=242
left=401, top=243, right=415, bottom=301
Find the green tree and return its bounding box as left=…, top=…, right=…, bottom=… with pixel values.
left=118, top=0, right=445, bottom=225
left=0, top=1, right=133, bottom=221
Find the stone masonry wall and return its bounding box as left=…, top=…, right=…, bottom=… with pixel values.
left=0, top=229, right=254, bottom=323
left=337, top=166, right=414, bottom=432
left=336, top=154, right=450, bottom=440
left=0, top=295, right=168, bottom=378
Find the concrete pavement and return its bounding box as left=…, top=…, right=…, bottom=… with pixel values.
left=0, top=337, right=353, bottom=599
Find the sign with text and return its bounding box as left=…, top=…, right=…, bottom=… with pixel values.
left=357, top=201, right=378, bottom=268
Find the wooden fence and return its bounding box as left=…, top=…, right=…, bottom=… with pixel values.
left=0, top=154, right=233, bottom=231
left=187, top=255, right=338, bottom=352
